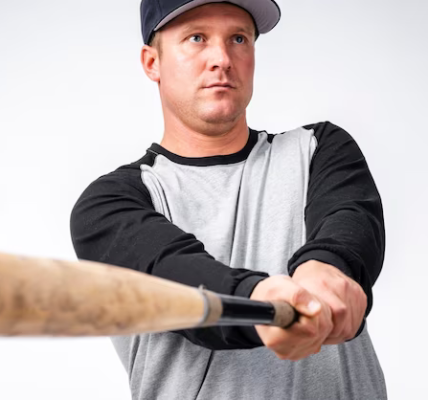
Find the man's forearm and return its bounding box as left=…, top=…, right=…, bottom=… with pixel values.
left=288, top=121, right=385, bottom=317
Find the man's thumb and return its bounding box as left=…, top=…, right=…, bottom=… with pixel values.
left=304, top=300, right=321, bottom=316
left=292, top=289, right=321, bottom=316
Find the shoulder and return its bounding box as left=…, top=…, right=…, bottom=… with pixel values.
left=302, top=120, right=359, bottom=146
left=72, top=154, right=154, bottom=208
left=266, top=121, right=355, bottom=144
left=302, top=120, right=365, bottom=159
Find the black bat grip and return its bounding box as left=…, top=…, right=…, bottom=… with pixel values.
left=206, top=292, right=299, bottom=328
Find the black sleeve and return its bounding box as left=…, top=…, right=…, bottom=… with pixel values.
left=70, top=165, right=267, bottom=350
left=287, top=121, right=386, bottom=338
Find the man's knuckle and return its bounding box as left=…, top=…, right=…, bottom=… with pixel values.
left=290, top=287, right=306, bottom=305
left=338, top=278, right=349, bottom=293
left=333, top=303, right=347, bottom=319
left=265, top=334, right=291, bottom=350
left=352, top=282, right=366, bottom=299
left=264, top=338, right=278, bottom=349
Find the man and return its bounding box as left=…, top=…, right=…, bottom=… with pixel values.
left=70, top=0, right=387, bottom=399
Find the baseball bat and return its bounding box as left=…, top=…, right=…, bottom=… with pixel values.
left=0, top=252, right=297, bottom=337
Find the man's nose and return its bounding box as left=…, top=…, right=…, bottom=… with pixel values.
left=208, top=42, right=232, bottom=71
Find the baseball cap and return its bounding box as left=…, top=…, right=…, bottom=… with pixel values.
left=140, top=0, right=281, bottom=45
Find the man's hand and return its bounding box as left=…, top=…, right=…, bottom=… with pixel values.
left=250, top=275, right=333, bottom=361
left=292, top=260, right=367, bottom=345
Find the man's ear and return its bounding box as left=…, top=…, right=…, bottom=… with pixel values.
left=141, top=45, right=160, bottom=83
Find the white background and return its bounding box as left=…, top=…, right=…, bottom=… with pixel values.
left=0, top=0, right=427, bottom=399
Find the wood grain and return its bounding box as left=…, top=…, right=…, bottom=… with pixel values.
left=0, top=252, right=207, bottom=336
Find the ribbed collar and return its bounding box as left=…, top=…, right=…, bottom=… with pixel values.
left=146, top=128, right=260, bottom=166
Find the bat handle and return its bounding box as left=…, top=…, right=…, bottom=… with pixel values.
left=269, top=300, right=299, bottom=328
left=198, top=287, right=299, bottom=329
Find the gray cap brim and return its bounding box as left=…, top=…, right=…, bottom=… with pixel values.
left=154, top=0, right=281, bottom=35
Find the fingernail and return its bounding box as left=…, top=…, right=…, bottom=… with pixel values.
left=307, top=300, right=321, bottom=313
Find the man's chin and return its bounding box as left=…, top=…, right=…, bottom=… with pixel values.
left=198, top=108, right=242, bottom=124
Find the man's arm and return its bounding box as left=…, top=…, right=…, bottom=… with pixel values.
left=287, top=121, right=386, bottom=338
left=70, top=167, right=268, bottom=350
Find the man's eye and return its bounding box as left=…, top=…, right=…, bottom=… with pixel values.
left=189, top=35, right=203, bottom=43
left=234, top=35, right=245, bottom=44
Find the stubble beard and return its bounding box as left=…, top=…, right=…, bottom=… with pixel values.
left=194, top=92, right=247, bottom=125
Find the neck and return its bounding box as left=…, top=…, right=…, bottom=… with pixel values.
left=159, top=114, right=250, bottom=158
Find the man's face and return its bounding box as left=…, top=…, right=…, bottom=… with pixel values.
left=154, top=3, right=256, bottom=132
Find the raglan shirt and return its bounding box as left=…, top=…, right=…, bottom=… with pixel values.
left=70, top=121, right=387, bottom=400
